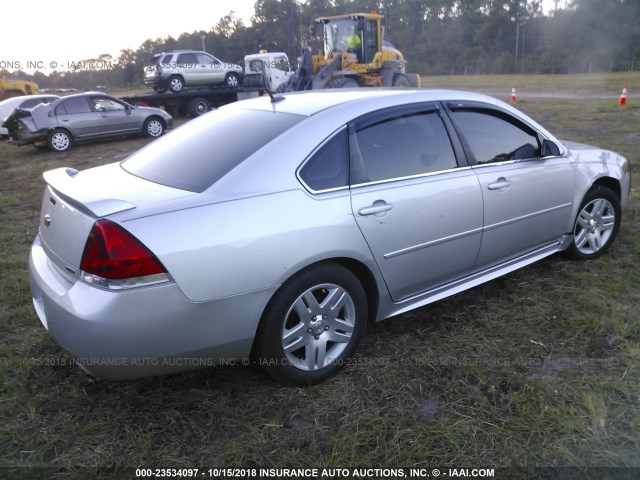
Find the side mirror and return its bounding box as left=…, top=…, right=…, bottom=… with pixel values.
left=309, top=24, right=317, bottom=36
left=541, top=139, right=560, bottom=157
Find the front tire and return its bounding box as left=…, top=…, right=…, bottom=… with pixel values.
left=47, top=129, right=72, bottom=152
left=565, top=185, right=621, bottom=260
left=256, top=263, right=367, bottom=386
left=143, top=117, right=165, bottom=138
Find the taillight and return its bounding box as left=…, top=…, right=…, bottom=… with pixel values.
left=80, top=219, right=169, bottom=289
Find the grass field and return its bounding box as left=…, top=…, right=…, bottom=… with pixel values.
left=1, top=73, right=639, bottom=479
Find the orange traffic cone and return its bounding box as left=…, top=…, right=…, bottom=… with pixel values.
left=618, top=86, right=628, bottom=106
left=511, top=87, right=517, bottom=103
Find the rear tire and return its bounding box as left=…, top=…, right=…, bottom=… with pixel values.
left=47, top=129, right=72, bottom=152
left=407, top=73, right=422, bottom=88
left=168, top=75, right=185, bottom=93
left=565, top=185, right=621, bottom=260
left=256, top=263, right=367, bottom=386
left=225, top=73, right=240, bottom=89
left=188, top=98, right=210, bottom=117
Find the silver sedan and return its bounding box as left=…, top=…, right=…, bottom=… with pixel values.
left=28, top=89, right=631, bottom=385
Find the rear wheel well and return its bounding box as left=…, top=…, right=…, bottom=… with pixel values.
left=330, top=258, right=379, bottom=323
left=50, top=126, right=73, bottom=137
left=250, top=258, right=381, bottom=358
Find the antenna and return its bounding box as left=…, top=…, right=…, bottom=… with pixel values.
left=262, top=59, right=285, bottom=104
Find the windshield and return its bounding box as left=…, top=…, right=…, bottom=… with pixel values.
left=123, top=108, right=304, bottom=193
left=324, top=19, right=359, bottom=52
left=273, top=56, right=291, bottom=72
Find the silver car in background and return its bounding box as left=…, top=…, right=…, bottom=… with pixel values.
left=144, top=50, right=244, bottom=93
left=3, top=92, right=173, bottom=152
left=29, top=89, right=631, bottom=385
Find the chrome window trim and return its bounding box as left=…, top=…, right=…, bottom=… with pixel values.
left=350, top=166, right=473, bottom=190
left=470, top=153, right=568, bottom=169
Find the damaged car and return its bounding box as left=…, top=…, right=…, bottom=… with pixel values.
left=2, top=92, right=173, bottom=152
left=0, top=94, right=59, bottom=138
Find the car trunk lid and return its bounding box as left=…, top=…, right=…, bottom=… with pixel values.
left=39, top=164, right=193, bottom=278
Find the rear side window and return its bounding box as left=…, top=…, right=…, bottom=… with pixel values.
left=122, top=108, right=303, bottom=193
left=299, top=129, right=348, bottom=192
left=354, top=110, right=458, bottom=183
left=54, top=103, right=67, bottom=115
left=177, top=53, right=197, bottom=66
left=60, top=97, right=91, bottom=114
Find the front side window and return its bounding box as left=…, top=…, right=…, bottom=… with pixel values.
left=196, top=53, right=216, bottom=66
left=354, top=110, right=458, bottom=183
left=450, top=109, right=540, bottom=164
left=92, top=97, right=125, bottom=112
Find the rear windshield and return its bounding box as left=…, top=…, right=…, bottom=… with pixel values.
left=122, top=108, right=304, bottom=192
left=146, top=54, right=163, bottom=67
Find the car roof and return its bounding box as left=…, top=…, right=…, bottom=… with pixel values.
left=50, top=92, right=114, bottom=102
left=227, top=89, right=506, bottom=117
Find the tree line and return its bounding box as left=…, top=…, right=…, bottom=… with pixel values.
left=5, top=0, right=640, bottom=90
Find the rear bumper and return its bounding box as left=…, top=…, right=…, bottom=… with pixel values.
left=7, top=125, right=46, bottom=146
left=143, top=75, right=164, bottom=89
left=29, top=234, right=275, bottom=380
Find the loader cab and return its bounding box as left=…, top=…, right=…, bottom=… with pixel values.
left=319, top=14, right=381, bottom=65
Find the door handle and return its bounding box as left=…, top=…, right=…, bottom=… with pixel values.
left=488, top=178, right=512, bottom=190
left=358, top=201, right=393, bottom=216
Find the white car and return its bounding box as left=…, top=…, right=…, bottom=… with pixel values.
left=0, top=94, right=59, bottom=137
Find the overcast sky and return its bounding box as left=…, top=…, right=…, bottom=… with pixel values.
left=1, top=0, right=255, bottom=73
left=2, top=0, right=558, bottom=74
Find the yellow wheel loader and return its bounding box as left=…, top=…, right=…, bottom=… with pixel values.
left=0, top=76, right=40, bottom=101
left=279, top=12, right=420, bottom=92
